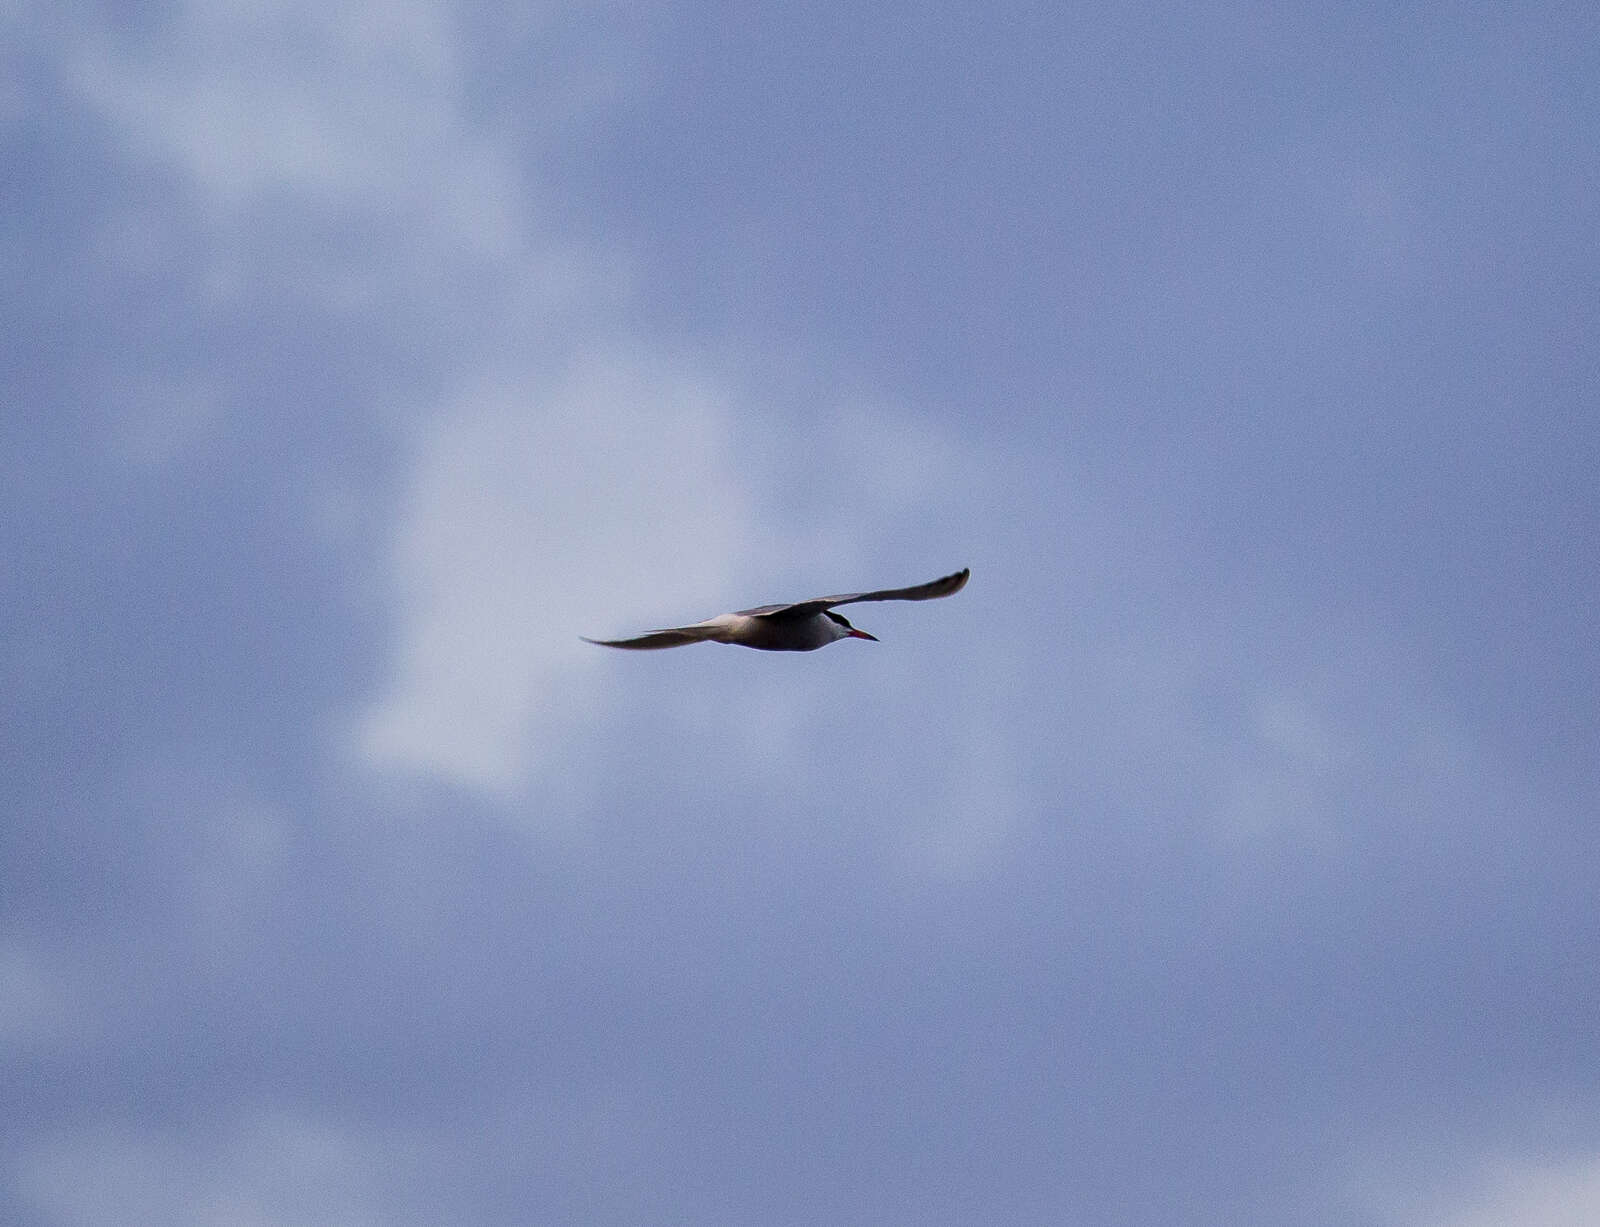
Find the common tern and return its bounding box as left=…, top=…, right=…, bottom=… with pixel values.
left=583, top=567, right=969, bottom=652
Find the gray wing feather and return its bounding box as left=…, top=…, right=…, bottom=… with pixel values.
left=738, top=567, right=969, bottom=620
left=581, top=627, right=717, bottom=650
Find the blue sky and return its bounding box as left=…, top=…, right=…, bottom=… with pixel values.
left=5, top=2, right=1598, bottom=1223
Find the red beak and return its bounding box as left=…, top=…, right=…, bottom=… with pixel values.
left=849, top=628, right=878, bottom=641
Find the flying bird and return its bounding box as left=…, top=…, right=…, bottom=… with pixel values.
left=583, top=567, right=970, bottom=652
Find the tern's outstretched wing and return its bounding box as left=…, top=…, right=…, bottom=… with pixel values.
left=739, top=567, right=969, bottom=620
left=581, top=626, right=718, bottom=650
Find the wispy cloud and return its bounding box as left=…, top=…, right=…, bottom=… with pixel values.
left=1425, top=1154, right=1600, bottom=1227
left=15, top=1111, right=428, bottom=1227
left=1350, top=1144, right=1600, bottom=1227
left=69, top=2, right=498, bottom=229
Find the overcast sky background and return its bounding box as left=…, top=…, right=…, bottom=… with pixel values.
left=5, top=3, right=1599, bottom=1224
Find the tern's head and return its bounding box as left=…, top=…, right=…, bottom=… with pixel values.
left=825, top=610, right=878, bottom=642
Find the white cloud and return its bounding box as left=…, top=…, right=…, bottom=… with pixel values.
left=69, top=2, right=489, bottom=224
left=352, top=351, right=754, bottom=796
left=1434, top=1156, right=1600, bottom=1227
left=1354, top=1149, right=1600, bottom=1227
left=62, top=0, right=636, bottom=331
